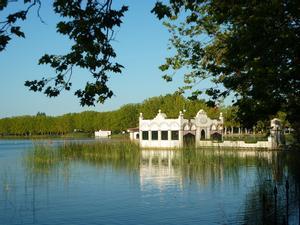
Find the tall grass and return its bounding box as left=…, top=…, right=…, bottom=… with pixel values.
left=24, top=141, right=141, bottom=175
left=58, top=141, right=140, bottom=170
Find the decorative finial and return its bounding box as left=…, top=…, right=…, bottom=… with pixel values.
left=219, top=112, right=224, bottom=123
left=158, top=109, right=161, bottom=114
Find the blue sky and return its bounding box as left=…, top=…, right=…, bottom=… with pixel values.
left=0, top=1, right=208, bottom=118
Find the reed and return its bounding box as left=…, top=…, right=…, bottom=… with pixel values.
left=24, top=141, right=141, bottom=174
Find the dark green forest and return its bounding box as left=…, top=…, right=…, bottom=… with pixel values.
left=0, top=94, right=246, bottom=136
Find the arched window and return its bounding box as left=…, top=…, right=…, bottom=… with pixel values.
left=201, top=130, right=205, bottom=140
left=211, top=124, right=216, bottom=130
left=184, top=124, right=190, bottom=130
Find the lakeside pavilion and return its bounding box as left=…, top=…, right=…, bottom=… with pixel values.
left=137, top=109, right=224, bottom=148
left=128, top=109, right=284, bottom=149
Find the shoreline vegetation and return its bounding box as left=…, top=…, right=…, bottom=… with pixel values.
left=23, top=141, right=300, bottom=177
left=24, top=141, right=141, bottom=173
left=0, top=133, right=294, bottom=145
left=0, top=94, right=295, bottom=143
left=0, top=133, right=129, bottom=140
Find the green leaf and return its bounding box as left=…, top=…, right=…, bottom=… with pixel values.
left=11, top=26, right=25, bottom=38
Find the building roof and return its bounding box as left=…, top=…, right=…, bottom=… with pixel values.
left=127, top=127, right=139, bottom=132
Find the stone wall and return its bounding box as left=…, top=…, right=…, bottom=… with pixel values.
left=196, top=139, right=272, bottom=149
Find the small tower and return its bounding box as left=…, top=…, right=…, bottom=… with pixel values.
left=179, top=110, right=184, bottom=118
left=219, top=112, right=224, bottom=124
left=270, top=118, right=285, bottom=148
left=139, top=113, right=144, bottom=128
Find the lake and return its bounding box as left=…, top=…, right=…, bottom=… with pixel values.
left=0, top=139, right=299, bottom=225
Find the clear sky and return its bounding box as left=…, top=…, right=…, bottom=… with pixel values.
left=0, top=1, right=201, bottom=118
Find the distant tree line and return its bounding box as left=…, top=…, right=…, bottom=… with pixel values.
left=0, top=94, right=287, bottom=136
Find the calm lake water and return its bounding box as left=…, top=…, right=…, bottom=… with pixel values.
left=0, top=139, right=299, bottom=225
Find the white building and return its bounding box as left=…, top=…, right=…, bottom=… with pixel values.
left=94, top=130, right=111, bottom=138
left=138, top=109, right=224, bottom=148
left=127, top=127, right=139, bottom=141
left=129, top=109, right=284, bottom=149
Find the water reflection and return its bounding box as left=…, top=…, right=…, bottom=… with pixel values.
left=0, top=141, right=299, bottom=225
left=140, top=150, right=183, bottom=191
left=139, top=149, right=258, bottom=191
left=140, top=149, right=300, bottom=224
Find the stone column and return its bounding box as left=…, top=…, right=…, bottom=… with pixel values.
left=158, top=130, right=161, bottom=140
left=178, top=111, right=184, bottom=148
left=139, top=113, right=143, bottom=145
left=179, top=129, right=183, bottom=148
left=158, top=130, right=162, bottom=147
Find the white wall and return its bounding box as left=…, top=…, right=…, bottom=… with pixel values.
left=196, top=140, right=272, bottom=149
left=95, top=130, right=111, bottom=137
left=140, top=140, right=181, bottom=148
left=139, top=111, right=185, bottom=148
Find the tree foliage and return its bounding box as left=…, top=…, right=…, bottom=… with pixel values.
left=152, top=0, right=300, bottom=140
left=0, top=0, right=39, bottom=51
left=0, top=94, right=226, bottom=136
left=1, top=0, right=127, bottom=106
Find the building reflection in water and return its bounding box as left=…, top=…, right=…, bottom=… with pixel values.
left=139, top=149, right=281, bottom=192
left=140, top=150, right=183, bottom=192
left=2, top=147, right=297, bottom=224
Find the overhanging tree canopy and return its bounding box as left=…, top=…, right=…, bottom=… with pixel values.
left=1, top=0, right=127, bottom=106
left=1, top=0, right=299, bottom=141
left=152, top=0, right=300, bottom=140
